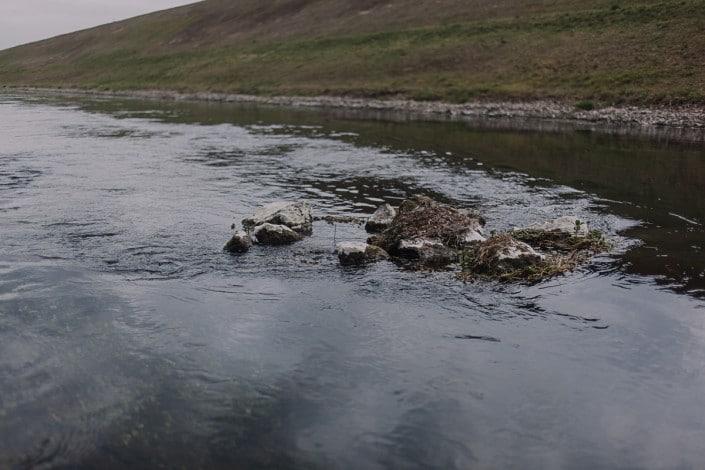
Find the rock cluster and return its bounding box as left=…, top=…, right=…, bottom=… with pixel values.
left=224, top=197, right=607, bottom=282
left=242, top=201, right=313, bottom=235
left=225, top=201, right=313, bottom=253
left=462, top=217, right=608, bottom=282
left=366, top=195, right=485, bottom=268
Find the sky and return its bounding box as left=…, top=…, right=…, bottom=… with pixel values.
left=0, top=0, right=196, bottom=50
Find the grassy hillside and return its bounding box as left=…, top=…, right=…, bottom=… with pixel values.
left=1, top=0, right=704, bottom=105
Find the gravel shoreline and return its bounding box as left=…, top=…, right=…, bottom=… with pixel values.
left=8, top=87, right=705, bottom=142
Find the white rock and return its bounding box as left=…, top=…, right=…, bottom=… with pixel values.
left=496, top=239, right=545, bottom=263
left=365, top=203, right=397, bottom=233
left=460, top=226, right=486, bottom=243
left=253, top=223, right=302, bottom=245
left=243, top=201, right=313, bottom=234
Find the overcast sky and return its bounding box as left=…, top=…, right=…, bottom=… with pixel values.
left=0, top=0, right=196, bottom=50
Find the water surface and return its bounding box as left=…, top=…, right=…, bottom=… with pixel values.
left=1, top=94, right=704, bottom=469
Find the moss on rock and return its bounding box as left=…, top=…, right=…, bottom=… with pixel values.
left=461, top=229, right=609, bottom=283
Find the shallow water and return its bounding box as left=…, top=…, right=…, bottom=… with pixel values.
left=1, top=93, right=704, bottom=469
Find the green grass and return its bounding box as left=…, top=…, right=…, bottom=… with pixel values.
left=1, top=0, right=704, bottom=105
left=575, top=100, right=596, bottom=111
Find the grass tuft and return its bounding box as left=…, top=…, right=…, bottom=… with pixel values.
left=575, top=100, right=596, bottom=111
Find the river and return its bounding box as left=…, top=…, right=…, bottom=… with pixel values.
left=1, top=93, right=704, bottom=469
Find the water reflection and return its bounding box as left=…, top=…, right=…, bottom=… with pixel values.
left=1, top=93, right=705, bottom=469
left=68, top=95, right=705, bottom=296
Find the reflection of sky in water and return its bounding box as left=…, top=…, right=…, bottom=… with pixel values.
left=0, top=94, right=704, bottom=469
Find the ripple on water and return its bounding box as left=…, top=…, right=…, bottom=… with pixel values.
left=1, top=94, right=705, bottom=468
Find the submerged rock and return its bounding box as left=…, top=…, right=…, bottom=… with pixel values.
left=253, top=223, right=303, bottom=245
left=526, top=216, right=589, bottom=237
left=224, top=230, right=253, bottom=253
left=336, top=242, right=389, bottom=266
left=365, top=203, right=397, bottom=233
left=243, top=201, right=313, bottom=234
left=397, top=238, right=459, bottom=267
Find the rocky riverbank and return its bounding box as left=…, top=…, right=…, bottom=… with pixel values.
left=6, top=87, right=705, bottom=142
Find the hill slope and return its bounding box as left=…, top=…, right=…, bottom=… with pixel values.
left=1, top=0, right=704, bottom=104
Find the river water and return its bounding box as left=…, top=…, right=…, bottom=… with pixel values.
left=1, top=93, right=704, bottom=469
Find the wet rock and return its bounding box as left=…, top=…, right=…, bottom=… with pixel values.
left=243, top=201, right=313, bottom=235
left=461, top=234, right=549, bottom=281
left=397, top=238, right=459, bottom=267
left=491, top=237, right=545, bottom=269
left=253, top=223, right=303, bottom=245
left=527, top=216, right=589, bottom=237
left=372, top=195, right=485, bottom=252
left=365, top=203, right=397, bottom=233
left=336, top=242, right=389, bottom=266
left=224, top=230, right=252, bottom=253
left=460, top=225, right=486, bottom=243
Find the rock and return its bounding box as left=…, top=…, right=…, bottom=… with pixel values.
left=336, top=242, right=368, bottom=265
left=493, top=238, right=545, bottom=268
left=527, top=216, right=589, bottom=237
left=243, top=201, right=313, bottom=234
left=364, top=244, right=390, bottom=262
left=397, top=238, right=459, bottom=267
left=469, top=235, right=546, bottom=274
left=365, top=203, right=397, bottom=233
left=253, top=223, right=303, bottom=245
left=460, top=224, right=486, bottom=243
left=336, top=242, right=389, bottom=266
left=224, top=230, right=252, bottom=253
left=371, top=195, right=485, bottom=251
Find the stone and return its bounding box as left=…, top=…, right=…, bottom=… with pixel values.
left=243, top=201, right=313, bottom=234
left=527, top=216, right=589, bottom=237
left=475, top=235, right=545, bottom=272
left=253, top=223, right=303, bottom=245
left=336, top=242, right=389, bottom=266
left=494, top=239, right=545, bottom=268
left=371, top=195, right=485, bottom=251
left=365, top=203, right=397, bottom=233
left=397, top=238, right=459, bottom=267
left=459, top=222, right=486, bottom=244
left=224, top=230, right=252, bottom=253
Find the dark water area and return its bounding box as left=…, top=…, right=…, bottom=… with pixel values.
left=1, top=93, right=704, bottom=469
